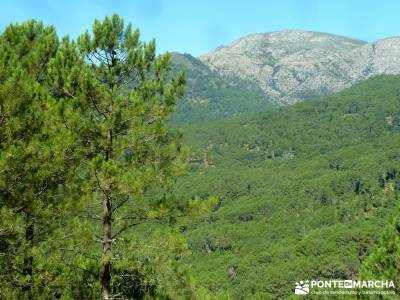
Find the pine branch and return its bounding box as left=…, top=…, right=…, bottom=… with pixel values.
left=112, top=218, right=150, bottom=239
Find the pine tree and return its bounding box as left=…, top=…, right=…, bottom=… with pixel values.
left=361, top=213, right=400, bottom=294
left=0, top=20, right=56, bottom=296
left=73, top=14, right=185, bottom=299
left=0, top=21, right=80, bottom=298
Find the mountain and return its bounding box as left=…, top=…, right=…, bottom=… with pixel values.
left=172, top=75, right=400, bottom=298
left=170, top=52, right=273, bottom=124
left=199, top=30, right=400, bottom=105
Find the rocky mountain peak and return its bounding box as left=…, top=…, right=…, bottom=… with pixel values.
left=198, top=30, right=400, bottom=104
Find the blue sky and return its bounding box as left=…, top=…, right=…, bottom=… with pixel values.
left=1, top=0, right=400, bottom=56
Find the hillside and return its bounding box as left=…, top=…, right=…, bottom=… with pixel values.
left=171, top=75, right=400, bottom=298
left=170, top=52, right=273, bottom=124
left=199, top=30, right=400, bottom=105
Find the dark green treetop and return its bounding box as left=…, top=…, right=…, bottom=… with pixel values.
left=0, top=20, right=79, bottom=298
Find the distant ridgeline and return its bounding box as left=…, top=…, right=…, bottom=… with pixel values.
left=171, top=30, right=400, bottom=124
left=172, top=75, right=400, bottom=298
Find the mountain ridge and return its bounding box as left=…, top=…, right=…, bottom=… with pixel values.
left=208, top=29, right=368, bottom=50
left=198, top=30, right=400, bottom=105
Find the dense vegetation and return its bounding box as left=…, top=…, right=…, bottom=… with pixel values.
left=0, top=13, right=399, bottom=300
left=170, top=53, right=274, bottom=124
left=173, top=75, right=400, bottom=298
left=0, top=16, right=213, bottom=300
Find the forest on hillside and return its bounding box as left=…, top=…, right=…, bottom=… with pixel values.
left=0, top=14, right=399, bottom=300
left=176, top=75, right=400, bottom=298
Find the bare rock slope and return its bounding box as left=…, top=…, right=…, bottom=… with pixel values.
left=199, top=30, right=400, bottom=104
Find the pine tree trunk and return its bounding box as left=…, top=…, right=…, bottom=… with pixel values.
left=23, top=206, right=34, bottom=293
left=101, top=128, right=113, bottom=300
left=101, top=194, right=112, bottom=300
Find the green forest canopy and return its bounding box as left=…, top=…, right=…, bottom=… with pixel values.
left=0, top=14, right=399, bottom=300
left=173, top=75, right=400, bottom=298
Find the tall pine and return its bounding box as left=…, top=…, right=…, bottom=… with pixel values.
left=75, top=14, right=185, bottom=299
left=0, top=21, right=79, bottom=298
